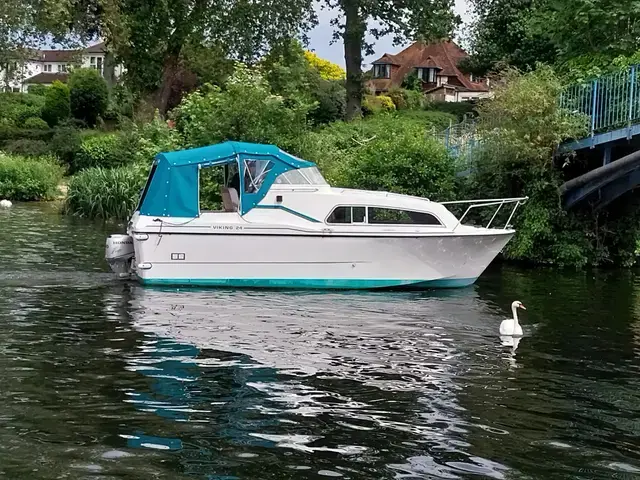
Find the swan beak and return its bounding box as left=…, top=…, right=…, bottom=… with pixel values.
left=520, top=305, right=527, bottom=310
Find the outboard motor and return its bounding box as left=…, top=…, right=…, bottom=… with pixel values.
left=105, top=234, right=134, bottom=278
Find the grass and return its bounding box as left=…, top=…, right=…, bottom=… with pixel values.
left=0, top=153, right=64, bottom=201
left=64, top=165, right=147, bottom=220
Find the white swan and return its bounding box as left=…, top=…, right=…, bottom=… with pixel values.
left=0, top=199, right=12, bottom=208
left=500, top=300, right=526, bottom=336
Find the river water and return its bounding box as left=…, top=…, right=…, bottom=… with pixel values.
left=1, top=203, right=640, bottom=479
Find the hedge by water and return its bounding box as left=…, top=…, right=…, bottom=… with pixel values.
left=0, top=154, right=64, bottom=201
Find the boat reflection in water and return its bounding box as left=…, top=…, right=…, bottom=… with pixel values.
left=119, top=286, right=512, bottom=478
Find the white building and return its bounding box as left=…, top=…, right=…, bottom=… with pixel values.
left=0, top=42, right=123, bottom=93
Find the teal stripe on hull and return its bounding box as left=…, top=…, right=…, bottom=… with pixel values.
left=138, top=277, right=477, bottom=290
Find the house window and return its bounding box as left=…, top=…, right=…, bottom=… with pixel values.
left=373, top=64, right=390, bottom=79
left=44, top=64, right=52, bottom=72
left=428, top=68, right=436, bottom=83
left=469, top=73, right=474, bottom=82
left=418, top=68, right=436, bottom=83
left=97, top=57, right=103, bottom=73
left=368, top=207, right=442, bottom=225
left=57, top=64, right=67, bottom=73
left=90, top=56, right=96, bottom=65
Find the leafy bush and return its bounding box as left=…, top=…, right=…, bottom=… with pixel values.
left=64, top=165, right=147, bottom=220
left=309, top=79, right=346, bottom=125
left=50, top=126, right=82, bottom=166
left=23, top=117, right=49, bottom=130
left=387, top=87, right=427, bottom=110
left=28, top=85, right=48, bottom=96
left=294, top=110, right=458, bottom=188
left=3, top=139, right=51, bottom=157
left=338, top=136, right=455, bottom=201
left=68, top=69, right=109, bottom=127
left=174, top=63, right=311, bottom=149
left=0, top=125, right=54, bottom=147
left=426, top=101, right=476, bottom=121
left=0, top=93, right=45, bottom=127
left=0, top=153, right=64, bottom=201
left=73, top=134, right=130, bottom=172
left=362, top=94, right=396, bottom=115
left=42, top=81, right=71, bottom=127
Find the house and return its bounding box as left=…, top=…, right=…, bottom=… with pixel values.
left=0, top=42, right=123, bottom=93
left=367, top=40, right=490, bottom=103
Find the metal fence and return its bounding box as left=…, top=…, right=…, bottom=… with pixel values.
left=559, top=65, right=640, bottom=137
left=431, top=117, right=479, bottom=173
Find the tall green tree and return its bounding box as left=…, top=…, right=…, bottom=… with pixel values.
left=41, top=0, right=317, bottom=113
left=534, top=0, right=640, bottom=61
left=325, top=0, right=459, bottom=119
left=0, top=0, right=43, bottom=91
left=463, top=0, right=555, bottom=75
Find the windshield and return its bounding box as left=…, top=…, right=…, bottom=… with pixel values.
left=274, top=167, right=328, bottom=185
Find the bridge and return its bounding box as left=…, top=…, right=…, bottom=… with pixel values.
left=437, top=65, right=640, bottom=209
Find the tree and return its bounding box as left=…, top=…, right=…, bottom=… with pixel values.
left=41, top=0, right=317, bottom=113
left=532, top=0, right=640, bottom=61
left=463, top=0, right=556, bottom=75
left=42, top=81, right=70, bottom=127
left=321, top=0, right=458, bottom=120
left=304, top=51, right=345, bottom=80
left=68, top=68, right=108, bottom=126
left=0, top=0, right=43, bottom=91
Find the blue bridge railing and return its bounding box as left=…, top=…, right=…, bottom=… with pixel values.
left=432, top=117, right=478, bottom=174
left=559, top=65, right=640, bottom=138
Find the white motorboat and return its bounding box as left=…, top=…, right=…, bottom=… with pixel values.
left=106, top=141, right=526, bottom=289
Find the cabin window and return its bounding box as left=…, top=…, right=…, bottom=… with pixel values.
left=368, top=207, right=441, bottom=225
left=274, top=166, right=328, bottom=185
left=327, top=206, right=352, bottom=224
left=243, top=159, right=274, bottom=193
left=373, top=64, right=390, bottom=79
left=352, top=206, right=366, bottom=223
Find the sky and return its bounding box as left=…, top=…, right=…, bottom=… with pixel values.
left=308, top=0, right=472, bottom=68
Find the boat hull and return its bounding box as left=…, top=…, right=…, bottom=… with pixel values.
left=132, top=231, right=513, bottom=290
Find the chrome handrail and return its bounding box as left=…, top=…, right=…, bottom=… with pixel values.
left=440, top=197, right=528, bottom=231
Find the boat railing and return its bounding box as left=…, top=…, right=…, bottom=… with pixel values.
left=440, top=197, right=528, bottom=231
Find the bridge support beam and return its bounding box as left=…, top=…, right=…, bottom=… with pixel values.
left=603, top=146, right=612, bottom=166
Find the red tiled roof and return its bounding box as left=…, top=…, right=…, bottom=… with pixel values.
left=371, top=53, right=400, bottom=65
left=85, top=42, right=107, bottom=53
left=24, top=72, right=69, bottom=84
left=368, top=40, right=489, bottom=93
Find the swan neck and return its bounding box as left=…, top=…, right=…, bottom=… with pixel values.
left=512, top=305, right=519, bottom=323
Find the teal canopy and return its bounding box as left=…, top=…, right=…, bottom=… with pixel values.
left=138, top=141, right=315, bottom=218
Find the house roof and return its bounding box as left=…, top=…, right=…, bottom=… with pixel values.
left=368, top=40, right=489, bottom=93
left=40, top=49, right=78, bottom=62
left=85, top=42, right=107, bottom=53
left=24, top=72, right=69, bottom=84
left=371, top=53, right=400, bottom=65
left=35, top=42, right=105, bottom=63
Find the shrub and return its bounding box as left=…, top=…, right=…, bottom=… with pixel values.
left=0, top=125, right=54, bottom=148
left=294, top=110, right=458, bottom=187
left=173, top=63, right=311, bottom=150
left=28, top=85, right=48, bottom=96
left=387, top=87, right=426, bottom=110
left=68, top=69, right=109, bottom=127
left=23, top=117, right=49, bottom=130
left=3, top=139, right=51, bottom=157
left=309, top=79, right=346, bottom=125
left=42, top=81, right=71, bottom=127
left=73, top=134, right=130, bottom=172
left=426, top=101, right=476, bottom=121
left=64, top=165, right=147, bottom=220
left=0, top=153, right=64, bottom=201
left=338, top=135, right=455, bottom=201
left=362, top=94, right=396, bottom=115
left=50, top=126, right=82, bottom=165
left=0, top=92, right=45, bottom=127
